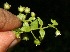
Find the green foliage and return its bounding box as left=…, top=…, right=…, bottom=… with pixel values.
left=30, top=19, right=38, bottom=30
left=28, top=17, right=36, bottom=21
left=51, top=19, right=58, bottom=26
left=4, top=2, right=61, bottom=46
left=20, top=26, right=31, bottom=32
left=39, top=29, right=45, bottom=39
left=37, top=17, right=43, bottom=27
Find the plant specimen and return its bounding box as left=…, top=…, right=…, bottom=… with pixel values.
left=1, top=2, right=61, bottom=46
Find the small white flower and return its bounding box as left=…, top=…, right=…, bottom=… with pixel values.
left=4, top=2, right=11, bottom=10
left=24, top=7, right=30, bottom=13
left=55, top=30, right=61, bottom=37
left=18, top=5, right=25, bottom=12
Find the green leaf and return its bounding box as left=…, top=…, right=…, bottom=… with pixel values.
left=20, top=22, right=31, bottom=32
left=23, top=22, right=29, bottom=26
left=37, top=17, right=43, bottom=27
left=30, top=19, right=38, bottom=30
left=28, top=17, right=36, bottom=21
left=39, top=29, right=45, bottom=39
left=20, top=26, right=31, bottom=32
left=51, top=19, right=58, bottom=25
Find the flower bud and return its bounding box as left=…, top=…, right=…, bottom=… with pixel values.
left=31, top=12, right=35, bottom=17
left=24, top=7, right=30, bottom=13
left=55, top=30, right=61, bottom=37
left=34, top=39, right=40, bottom=46
left=4, top=2, right=11, bottom=10
left=18, top=5, right=25, bottom=12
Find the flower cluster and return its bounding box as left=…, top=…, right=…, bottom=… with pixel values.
left=3, top=2, right=61, bottom=46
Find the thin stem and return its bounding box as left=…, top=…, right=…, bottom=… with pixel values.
left=32, top=26, right=49, bottom=30
left=31, top=31, right=37, bottom=39
left=42, top=26, right=49, bottom=29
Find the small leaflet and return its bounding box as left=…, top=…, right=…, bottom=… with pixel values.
left=51, top=19, right=58, bottom=25
left=39, top=29, right=45, bottom=39
left=30, top=19, right=38, bottom=30
left=37, top=17, right=43, bottom=26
